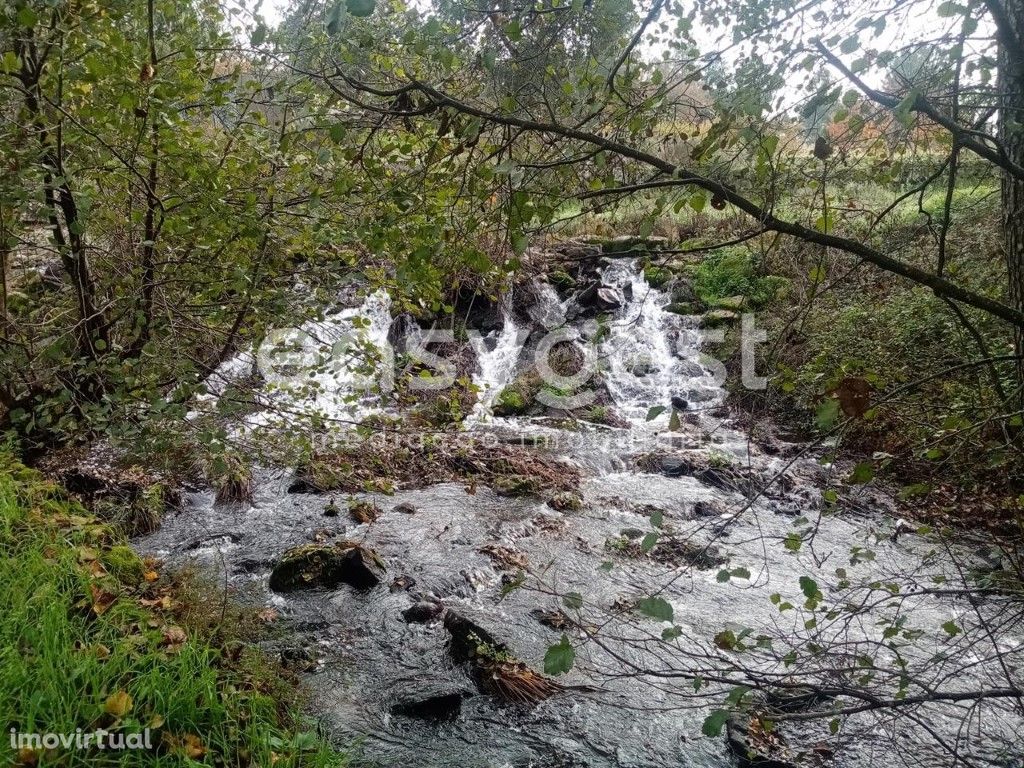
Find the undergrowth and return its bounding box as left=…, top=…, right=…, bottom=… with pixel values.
left=0, top=452, right=347, bottom=767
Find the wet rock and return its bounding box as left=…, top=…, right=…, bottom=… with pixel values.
left=548, top=491, right=584, bottom=512
left=491, top=474, right=542, bottom=497
left=390, top=575, right=417, bottom=592
left=387, top=312, right=421, bottom=351
left=595, top=286, right=623, bottom=310
left=578, top=281, right=624, bottom=311
left=630, top=360, right=659, bottom=377
left=726, top=713, right=797, bottom=768
left=531, top=608, right=571, bottom=630
left=349, top=499, right=381, bottom=523
left=479, top=543, right=529, bottom=570
left=650, top=537, right=726, bottom=569
left=444, top=610, right=508, bottom=664
left=714, top=294, right=748, bottom=311
left=403, top=601, right=445, bottom=624
left=693, top=499, right=727, bottom=518
left=665, top=302, right=698, bottom=315
left=702, top=308, right=739, bottom=328
left=268, top=542, right=385, bottom=592
left=647, top=454, right=702, bottom=477
left=279, top=646, right=317, bottom=672
left=392, top=501, right=417, bottom=514
left=390, top=689, right=469, bottom=721
left=669, top=278, right=698, bottom=305
left=598, top=234, right=669, bottom=254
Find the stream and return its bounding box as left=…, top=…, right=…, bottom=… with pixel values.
left=138, top=256, right=1024, bottom=768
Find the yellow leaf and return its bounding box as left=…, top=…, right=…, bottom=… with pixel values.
left=104, top=690, right=133, bottom=718
left=183, top=734, right=206, bottom=759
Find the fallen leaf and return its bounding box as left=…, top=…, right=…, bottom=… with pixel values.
left=104, top=690, right=133, bottom=718
left=183, top=734, right=206, bottom=759
left=90, top=584, right=116, bottom=615
left=143, top=570, right=159, bottom=582
left=834, top=376, right=870, bottom=418
left=257, top=607, right=279, bottom=623
left=161, top=626, right=187, bottom=647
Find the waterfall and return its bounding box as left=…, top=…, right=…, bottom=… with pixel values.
left=255, top=289, right=394, bottom=422
left=598, top=260, right=722, bottom=425
left=468, top=309, right=524, bottom=423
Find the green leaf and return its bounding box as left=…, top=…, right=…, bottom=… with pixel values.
left=326, top=1, right=346, bottom=33
left=328, top=124, right=347, bottom=144
left=716, top=569, right=731, bottom=583
left=731, top=566, right=751, bottom=579
left=640, top=532, right=658, bottom=553
left=799, top=575, right=820, bottom=600
left=646, top=405, right=667, bottom=421
left=847, top=461, right=874, bottom=484
left=250, top=22, right=267, bottom=46
left=17, top=6, right=38, bottom=27
left=346, top=0, right=376, bottom=16
left=942, top=620, right=961, bottom=636
left=662, top=625, right=683, bottom=640
left=702, top=709, right=729, bottom=737
left=563, top=592, right=583, bottom=610
left=815, top=399, right=840, bottom=431
left=783, top=532, right=803, bottom=552
left=636, top=596, right=674, bottom=622
left=649, top=510, right=664, bottom=529
left=544, top=634, right=575, bottom=675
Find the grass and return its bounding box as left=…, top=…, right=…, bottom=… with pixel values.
left=0, top=452, right=347, bottom=767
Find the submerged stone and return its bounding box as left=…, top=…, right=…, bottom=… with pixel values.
left=390, top=689, right=469, bottom=720
left=403, top=601, right=445, bottom=624
left=269, top=542, right=385, bottom=592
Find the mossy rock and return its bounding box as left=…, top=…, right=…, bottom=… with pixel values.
left=701, top=309, right=739, bottom=328
left=548, top=270, right=576, bottom=290
left=713, top=295, right=748, bottom=311
left=491, top=474, right=542, bottom=497
left=598, top=235, right=669, bottom=254
left=643, top=265, right=672, bottom=289
left=269, top=542, right=385, bottom=592
left=101, top=545, right=146, bottom=585
left=494, top=387, right=528, bottom=416
left=665, top=302, right=698, bottom=315
left=547, top=491, right=583, bottom=512
left=349, top=500, right=381, bottom=524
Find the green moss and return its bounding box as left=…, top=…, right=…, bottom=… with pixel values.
left=495, top=387, right=527, bottom=415
left=691, top=246, right=784, bottom=307
left=491, top=474, right=543, bottom=497
left=549, top=269, right=576, bottom=290
left=101, top=545, right=146, bottom=586
left=643, top=265, right=672, bottom=289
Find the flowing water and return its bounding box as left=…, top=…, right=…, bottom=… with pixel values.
left=138, top=260, right=1024, bottom=768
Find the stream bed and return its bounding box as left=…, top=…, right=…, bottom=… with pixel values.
left=137, top=257, right=1024, bottom=768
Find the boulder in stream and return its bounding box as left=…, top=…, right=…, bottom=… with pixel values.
left=269, top=541, right=385, bottom=592
left=403, top=601, right=445, bottom=624
left=390, top=689, right=470, bottom=721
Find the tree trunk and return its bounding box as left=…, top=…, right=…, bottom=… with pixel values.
left=999, top=0, right=1024, bottom=395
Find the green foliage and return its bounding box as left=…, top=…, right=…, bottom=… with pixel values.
left=689, top=246, right=783, bottom=307
left=0, top=452, right=346, bottom=767
left=543, top=635, right=575, bottom=675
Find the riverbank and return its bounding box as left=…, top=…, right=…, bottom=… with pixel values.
left=0, top=451, right=347, bottom=767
